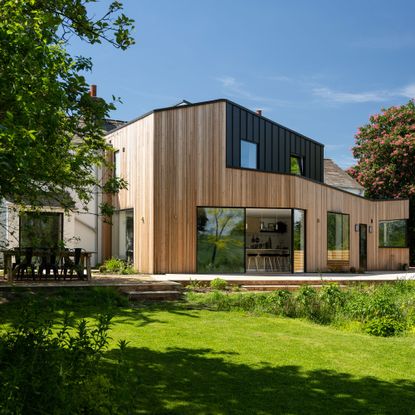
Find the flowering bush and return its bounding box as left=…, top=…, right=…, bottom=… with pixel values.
left=348, top=99, right=415, bottom=199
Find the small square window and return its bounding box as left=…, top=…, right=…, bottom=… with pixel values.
left=241, top=140, right=257, bottom=169
left=290, top=155, right=303, bottom=175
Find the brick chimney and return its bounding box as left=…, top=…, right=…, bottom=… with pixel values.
left=89, top=84, right=97, bottom=97
left=256, top=109, right=262, bottom=116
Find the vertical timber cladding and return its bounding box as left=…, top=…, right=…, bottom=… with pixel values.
left=226, top=102, right=324, bottom=182
left=105, top=114, right=155, bottom=274
left=152, top=99, right=409, bottom=273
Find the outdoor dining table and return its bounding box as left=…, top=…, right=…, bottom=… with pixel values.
left=1, top=249, right=94, bottom=283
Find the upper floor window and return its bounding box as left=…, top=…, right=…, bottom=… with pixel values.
left=290, top=155, right=303, bottom=175
left=114, top=150, right=120, bottom=178
left=240, top=140, right=257, bottom=169
left=379, top=219, right=407, bottom=248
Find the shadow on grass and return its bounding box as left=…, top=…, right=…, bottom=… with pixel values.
left=105, top=346, right=415, bottom=415
left=0, top=287, right=197, bottom=328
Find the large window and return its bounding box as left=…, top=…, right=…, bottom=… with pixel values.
left=20, top=212, right=63, bottom=248
left=290, top=155, right=303, bottom=175
left=327, top=212, right=350, bottom=262
left=240, top=140, right=257, bottom=169
left=111, top=209, right=134, bottom=262
left=293, top=209, right=305, bottom=272
left=379, top=220, right=407, bottom=248
left=197, top=208, right=245, bottom=273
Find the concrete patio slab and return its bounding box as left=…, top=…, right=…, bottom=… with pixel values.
left=154, top=271, right=415, bottom=282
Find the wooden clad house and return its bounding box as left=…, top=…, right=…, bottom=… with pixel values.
left=104, top=99, right=409, bottom=274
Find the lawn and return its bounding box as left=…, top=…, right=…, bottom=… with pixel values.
left=1, top=288, right=415, bottom=414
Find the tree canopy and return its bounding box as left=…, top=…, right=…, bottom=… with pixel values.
left=348, top=100, right=415, bottom=199
left=0, top=0, right=134, bottom=212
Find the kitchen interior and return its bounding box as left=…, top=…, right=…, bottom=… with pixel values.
left=246, top=208, right=291, bottom=272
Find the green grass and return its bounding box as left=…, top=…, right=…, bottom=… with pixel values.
left=1, top=288, right=415, bottom=414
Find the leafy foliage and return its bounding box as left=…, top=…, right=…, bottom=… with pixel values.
left=100, top=256, right=136, bottom=274
left=348, top=100, right=415, bottom=199
left=0, top=311, right=130, bottom=414
left=0, top=0, right=134, bottom=213
left=186, top=281, right=415, bottom=336
left=210, top=278, right=227, bottom=290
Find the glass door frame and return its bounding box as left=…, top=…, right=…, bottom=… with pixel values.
left=291, top=208, right=306, bottom=273
left=196, top=206, right=307, bottom=274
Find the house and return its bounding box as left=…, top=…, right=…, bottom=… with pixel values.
left=0, top=86, right=125, bottom=267
left=324, top=158, right=365, bottom=196
left=104, top=98, right=409, bottom=274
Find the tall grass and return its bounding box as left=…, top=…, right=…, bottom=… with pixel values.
left=186, top=281, right=415, bottom=336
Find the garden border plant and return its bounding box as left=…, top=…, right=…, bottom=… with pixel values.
left=185, top=281, right=415, bottom=337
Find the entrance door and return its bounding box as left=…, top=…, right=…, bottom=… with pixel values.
left=359, top=224, right=367, bottom=270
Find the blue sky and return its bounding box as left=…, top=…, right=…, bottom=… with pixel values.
left=69, top=0, right=415, bottom=167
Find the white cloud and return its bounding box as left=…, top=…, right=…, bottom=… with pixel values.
left=216, top=75, right=290, bottom=107
left=312, top=83, right=415, bottom=104
left=312, top=87, right=389, bottom=103
left=400, top=83, right=415, bottom=98
left=350, top=34, right=415, bottom=50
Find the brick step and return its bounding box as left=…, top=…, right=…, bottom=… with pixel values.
left=125, top=290, right=182, bottom=301
left=242, top=284, right=348, bottom=292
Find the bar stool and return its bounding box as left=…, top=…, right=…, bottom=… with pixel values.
left=247, top=253, right=259, bottom=271
left=261, top=254, right=274, bottom=272
left=274, top=255, right=283, bottom=272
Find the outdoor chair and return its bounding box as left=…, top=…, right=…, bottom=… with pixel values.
left=16, top=247, right=36, bottom=280
left=38, top=250, right=59, bottom=279
left=62, top=248, right=84, bottom=280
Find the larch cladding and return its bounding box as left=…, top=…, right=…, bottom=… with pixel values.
left=152, top=101, right=408, bottom=273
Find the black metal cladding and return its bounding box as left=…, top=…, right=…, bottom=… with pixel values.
left=226, top=102, right=324, bottom=182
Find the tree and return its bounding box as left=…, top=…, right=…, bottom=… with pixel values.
left=0, top=0, right=134, bottom=213
left=347, top=100, right=415, bottom=199
left=348, top=99, right=415, bottom=265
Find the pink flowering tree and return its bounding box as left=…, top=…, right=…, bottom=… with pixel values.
left=347, top=100, right=415, bottom=199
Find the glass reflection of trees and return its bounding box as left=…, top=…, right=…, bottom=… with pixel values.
left=197, top=208, right=245, bottom=273
left=327, top=212, right=350, bottom=261
left=379, top=220, right=407, bottom=248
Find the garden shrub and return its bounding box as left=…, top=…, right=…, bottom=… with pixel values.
left=0, top=311, right=127, bottom=414
left=365, top=316, right=405, bottom=337
left=100, top=257, right=136, bottom=275
left=210, top=278, right=227, bottom=291
left=185, top=282, right=415, bottom=336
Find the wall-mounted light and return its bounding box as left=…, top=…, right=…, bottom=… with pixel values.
left=141, top=216, right=145, bottom=224
left=369, top=226, right=373, bottom=233
left=355, top=224, right=359, bottom=232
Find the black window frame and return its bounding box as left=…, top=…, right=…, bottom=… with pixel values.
left=378, top=219, right=408, bottom=248
left=290, top=154, right=304, bottom=176
left=240, top=139, right=258, bottom=170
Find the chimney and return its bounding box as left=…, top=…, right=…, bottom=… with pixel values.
left=256, top=109, right=262, bottom=116
left=89, top=84, right=97, bottom=97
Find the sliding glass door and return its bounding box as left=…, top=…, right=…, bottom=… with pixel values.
left=197, top=208, right=245, bottom=273
left=196, top=207, right=306, bottom=273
